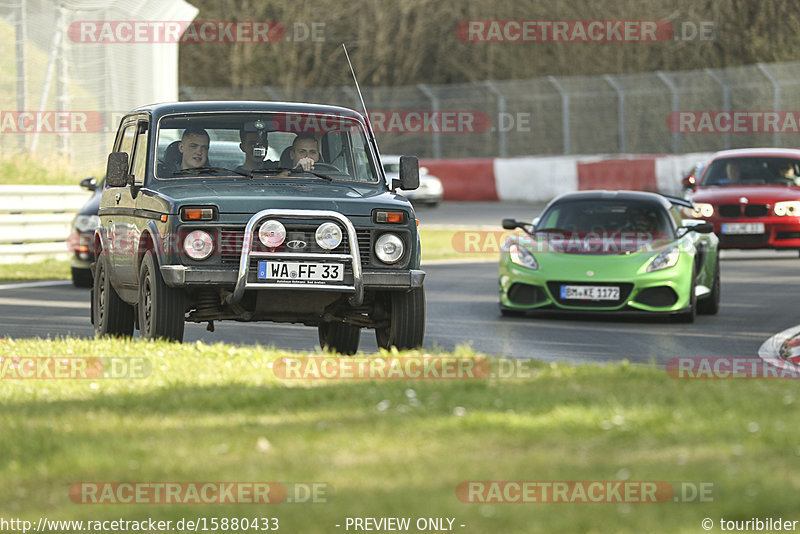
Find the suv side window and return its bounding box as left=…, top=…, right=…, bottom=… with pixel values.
left=116, top=122, right=136, bottom=163
left=130, top=121, right=149, bottom=183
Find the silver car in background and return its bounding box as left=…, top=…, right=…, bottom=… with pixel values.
left=383, top=155, right=444, bottom=207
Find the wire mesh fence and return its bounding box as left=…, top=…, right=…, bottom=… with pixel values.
left=3, top=0, right=800, bottom=170
left=185, top=61, right=800, bottom=160
left=0, top=0, right=196, bottom=172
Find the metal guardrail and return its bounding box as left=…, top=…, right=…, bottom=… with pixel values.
left=0, top=185, right=91, bottom=263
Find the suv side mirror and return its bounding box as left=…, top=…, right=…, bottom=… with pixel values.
left=79, top=176, right=97, bottom=191
left=395, top=155, right=419, bottom=191
left=106, top=152, right=131, bottom=187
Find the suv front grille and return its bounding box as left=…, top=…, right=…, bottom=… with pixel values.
left=217, top=225, right=372, bottom=266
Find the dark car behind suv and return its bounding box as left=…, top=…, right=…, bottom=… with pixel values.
left=67, top=177, right=102, bottom=287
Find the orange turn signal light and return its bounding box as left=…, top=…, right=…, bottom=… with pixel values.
left=181, top=207, right=215, bottom=221
left=374, top=210, right=406, bottom=224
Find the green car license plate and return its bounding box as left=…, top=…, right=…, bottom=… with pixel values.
left=560, top=285, right=619, bottom=301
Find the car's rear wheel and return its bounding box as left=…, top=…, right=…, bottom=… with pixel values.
left=697, top=254, right=720, bottom=315
left=375, top=287, right=425, bottom=350
left=71, top=266, right=93, bottom=288
left=318, top=322, right=361, bottom=355
left=138, top=250, right=185, bottom=342
left=92, top=254, right=134, bottom=337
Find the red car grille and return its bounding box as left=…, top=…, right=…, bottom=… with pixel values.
left=718, top=204, right=769, bottom=218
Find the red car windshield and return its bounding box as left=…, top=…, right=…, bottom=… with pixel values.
left=700, top=157, right=800, bottom=186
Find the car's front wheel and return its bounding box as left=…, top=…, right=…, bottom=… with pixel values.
left=92, top=254, right=134, bottom=337
left=697, top=254, right=720, bottom=315
left=138, top=250, right=185, bottom=342
left=375, top=287, right=425, bottom=350
left=673, top=266, right=697, bottom=323
left=318, top=321, right=361, bottom=355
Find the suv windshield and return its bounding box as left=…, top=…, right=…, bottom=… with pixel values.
left=155, top=112, right=379, bottom=183
left=700, top=157, right=800, bottom=186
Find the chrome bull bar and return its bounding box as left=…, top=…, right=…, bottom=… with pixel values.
left=226, top=209, right=364, bottom=306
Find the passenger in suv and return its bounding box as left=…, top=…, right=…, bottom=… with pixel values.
left=179, top=128, right=210, bottom=170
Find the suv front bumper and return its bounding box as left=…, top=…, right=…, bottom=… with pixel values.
left=161, top=265, right=425, bottom=290
left=161, top=209, right=424, bottom=304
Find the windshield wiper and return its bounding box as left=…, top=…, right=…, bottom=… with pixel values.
left=250, top=167, right=334, bottom=182
left=291, top=168, right=334, bottom=182
left=172, top=166, right=248, bottom=177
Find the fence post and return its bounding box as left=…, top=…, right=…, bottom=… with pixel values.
left=757, top=63, right=782, bottom=147
left=604, top=75, right=626, bottom=154
left=14, top=2, right=27, bottom=152
left=30, top=8, right=66, bottom=154
left=548, top=76, right=570, bottom=155
left=416, top=84, right=441, bottom=159
left=705, top=68, right=731, bottom=150
left=484, top=80, right=507, bottom=157
left=657, top=71, right=680, bottom=153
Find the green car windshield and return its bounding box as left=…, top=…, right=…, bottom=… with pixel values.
left=535, top=200, right=676, bottom=254
left=155, top=112, right=379, bottom=183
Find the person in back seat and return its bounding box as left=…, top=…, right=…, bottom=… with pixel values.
left=236, top=126, right=279, bottom=173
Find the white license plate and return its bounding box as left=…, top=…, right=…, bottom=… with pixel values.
left=721, top=222, right=765, bottom=235
left=560, top=285, right=620, bottom=301
left=257, top=261, right=343, bottom=282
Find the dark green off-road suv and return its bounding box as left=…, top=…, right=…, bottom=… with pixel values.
left=91, top=101, right=425, bottom=353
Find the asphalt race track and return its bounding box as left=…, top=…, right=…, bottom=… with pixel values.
left=1, top=238, right=797, bottom=365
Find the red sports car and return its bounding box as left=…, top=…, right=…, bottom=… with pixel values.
left=683, top=148, right=800, bottom=250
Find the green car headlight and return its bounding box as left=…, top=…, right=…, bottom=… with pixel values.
left=774, top=201, right=800, bottom=216
left=647, top=247, right=680, bottom=272
left=509, top=244, right=538, bottom=270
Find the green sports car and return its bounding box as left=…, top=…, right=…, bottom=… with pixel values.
left=498, top=190, right=720, bottom=322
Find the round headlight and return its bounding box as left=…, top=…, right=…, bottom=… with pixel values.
left=315, top=222, right=343, bottom=250
left=259, top=220, right=286, bottom=248
left=375, top=233, right=404, bottom=264
left=183, top=230, right=214, bottom=260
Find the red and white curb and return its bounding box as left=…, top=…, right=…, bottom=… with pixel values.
left=421, top=151, right=714, bottom=203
